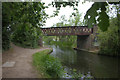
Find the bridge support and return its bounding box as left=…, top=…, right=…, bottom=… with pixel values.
left=77, top=35, right=92, bottom=51
left=77, top=25, right=98, bottom=51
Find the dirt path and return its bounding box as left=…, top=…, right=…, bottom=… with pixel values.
left=2, top=43, right=50, bottom=78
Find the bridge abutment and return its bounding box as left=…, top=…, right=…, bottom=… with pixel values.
left=77, top=25, right=98, bottom=51
left=77, top=35, right=92, bottom=51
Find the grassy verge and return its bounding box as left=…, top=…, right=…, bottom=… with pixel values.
left=32, top=49, right=64, bottom=78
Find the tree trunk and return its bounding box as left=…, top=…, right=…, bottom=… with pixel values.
left=38, top=37, right=43, bottom=47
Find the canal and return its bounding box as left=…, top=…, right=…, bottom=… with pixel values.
left=49, top=45, right=119, bottom=78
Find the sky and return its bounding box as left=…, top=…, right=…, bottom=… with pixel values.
left=42, top=0, right=94, bottom=28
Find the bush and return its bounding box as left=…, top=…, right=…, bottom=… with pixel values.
left=11, top=23, right=42, bottom=48
left=98, top=18, right=119, bottom=56
left=70, top=69, right=93, bottom=79
left=44, top=54, right=64, bottom=77
left=2, top=29, right=11, bottom=51
left=33, top=49, right=64, bottom=78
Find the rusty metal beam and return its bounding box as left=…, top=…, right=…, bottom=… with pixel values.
left=41, top=26, right=93, bottom=36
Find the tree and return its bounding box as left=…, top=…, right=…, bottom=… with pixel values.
left=84, top=2, right=119, bottom=31
left=50, top=1, right=79, bottom=17
left=2, top=2, right=48, bottom=50
left=98, top=18, right=119, bottom=56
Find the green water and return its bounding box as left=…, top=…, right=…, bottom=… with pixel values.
left=49, top=45, right=119, bottom=78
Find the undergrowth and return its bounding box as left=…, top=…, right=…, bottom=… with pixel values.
left=32, top=49, right=64, bottom=78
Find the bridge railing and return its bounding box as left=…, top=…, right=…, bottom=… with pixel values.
left=41, top=26, right=93, bottom=36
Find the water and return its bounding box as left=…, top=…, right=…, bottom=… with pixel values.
left=49, top=45, right=119, bottom=78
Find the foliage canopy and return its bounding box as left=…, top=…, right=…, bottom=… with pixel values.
left=2, top=2, right=48, bottom=50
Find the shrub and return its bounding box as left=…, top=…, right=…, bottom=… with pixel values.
left=11, top=23, right=42, bottom=48
left=44, top=54, right=63, bottom=77
left=98, top=18, right=119, bottom=56
left=33, top=49, right=64, bottom=78
left=2, top=29, right=11, bottom=51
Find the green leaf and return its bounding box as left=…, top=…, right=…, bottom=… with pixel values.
left=98, top=11, right=109, bottom=31
left=84, top=2, right=109, bottom=31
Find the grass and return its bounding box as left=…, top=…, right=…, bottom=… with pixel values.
left=32, top=49, right=64, bottom=78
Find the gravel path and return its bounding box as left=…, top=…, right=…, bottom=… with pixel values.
left=2, top=43, right=50, bottom=78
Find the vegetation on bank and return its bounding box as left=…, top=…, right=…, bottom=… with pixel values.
left=51, top=41, right=76, bottom=48
left=43, top=36, right=77, bottom=48
left=98, top=18, right=119, bottom=56
left=70, top=69, right=93, bottom=79
left=32, top=49, right=64, bottom=78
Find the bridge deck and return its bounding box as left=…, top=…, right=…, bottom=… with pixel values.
left=41, top=26, right=93, bottom=36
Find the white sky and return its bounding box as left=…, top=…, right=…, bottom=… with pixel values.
left=42, top=0, right=94, bottom=28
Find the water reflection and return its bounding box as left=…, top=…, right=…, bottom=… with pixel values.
left=49, top=45, right=119, bottom=78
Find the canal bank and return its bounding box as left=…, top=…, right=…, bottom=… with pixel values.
left=73, top=47, right=99, bottom=54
